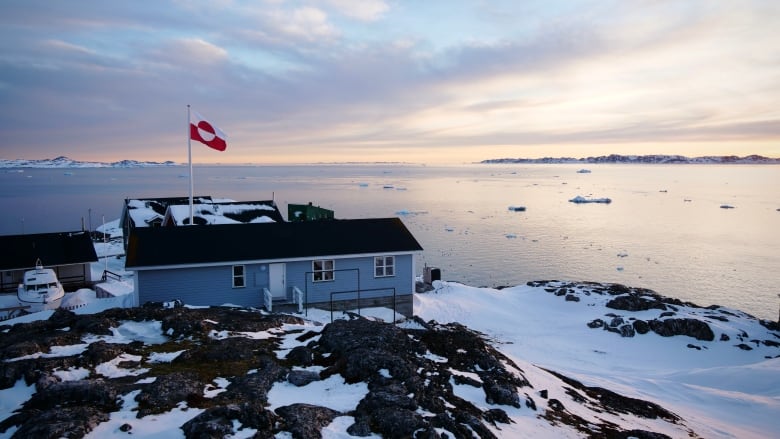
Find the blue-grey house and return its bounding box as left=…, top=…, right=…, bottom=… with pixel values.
left=124, top=218, right=423, bottom=317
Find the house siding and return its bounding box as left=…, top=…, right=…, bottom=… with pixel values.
left=135, top=253, right=416, bottom=316
left=137, top=263, right=272, bottom=308
left=285, top=254, right=415, bottom=314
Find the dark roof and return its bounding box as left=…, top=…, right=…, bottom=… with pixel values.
left=0, top=231, right=98, bottom=271
left=126, top=218, right=423, bottom=268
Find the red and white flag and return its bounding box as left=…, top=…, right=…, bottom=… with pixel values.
left=190, top=110, right=227, bottom=151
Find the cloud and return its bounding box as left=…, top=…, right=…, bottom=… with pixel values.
left=322, top=0, right=389, bottom=22
left=153, top=38, right=229, bottom=66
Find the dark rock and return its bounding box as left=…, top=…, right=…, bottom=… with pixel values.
left=704, top=314, right=729, bottom=322
left=370, top=406, right=427, bottom=439
left=735, top=343, right=753, bottom=351
left=83, top=341, right=128, bottom=365
left=687, top=344, right=701, bottom=350
left=609, top=317, right=625, bottom=327
left=357, top=389, right=418, bottom=413
left=539, top=389, right=548, bottom=399
left=619, top=324, right=636, bottom=338
left=763, top=339, right=780, bottom=348
left=136, top=372, right=205, bottom=417
left=286, top=345, right=315, bottom=366
left=632, top=320, right=650, bottom=334
left=607, top=295, right=667, bottom=312
left=120, top=423, right=132, bottom=432
left=8, top=406, right=109, bottom=438
left=275, top=403, right=341, bottom=439
left=619, top=430, right=673, bottom=439
left=346, top=420, right=373, bottom=437
left=648, top=318, right=714, bottom=341
left=565, top=294, right=580, bottom=302
left=1, top=340, right=44, bottom=360
left=48, top=308, right=77, bottom=328
left=548, top=398, right=565, bottom=411
left=26, top=379, right=120, bottom=411
left=525, top=396, right=537, bottom=410
left=453, top=374, right=482, bottom=387
left=720, top=333, right=730, bottom=341
left=483, top=376, right=521, bottom=407
left=287, top=370, right=321, bottom=387
left=555, top=288, right=568, bottom=296
left=659, top=311, right=675, bottom=318
left=182, top=403, right=277, bottom=439
left=587, top=319, right=604, bottom=329
left=222, top=357, right=289, bottom=402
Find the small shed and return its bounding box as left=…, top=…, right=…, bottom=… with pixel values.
left=0, top=231, right=98, bottom=292
left=288, top=202, right=334, bottom=222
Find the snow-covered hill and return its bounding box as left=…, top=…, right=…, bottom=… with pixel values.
left=0, top=156, right=178, bottom=168
left=481, top=154, right=780, bottom=164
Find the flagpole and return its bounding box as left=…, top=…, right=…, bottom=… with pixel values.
left=187, top=104, right=194, bottom=226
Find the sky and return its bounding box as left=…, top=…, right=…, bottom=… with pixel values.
left=1, top=0, right=779, bottom=164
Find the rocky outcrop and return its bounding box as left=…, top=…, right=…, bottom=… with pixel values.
left=0, top=302, right=699, bottom=438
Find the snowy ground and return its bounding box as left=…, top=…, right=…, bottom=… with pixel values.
left=1, top=219, right=778, bottom=438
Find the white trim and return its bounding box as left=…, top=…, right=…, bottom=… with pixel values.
left=128, top=250, right=421, bottom=271
left=232, top=264, right=246, bottom=288
left=373, top=255, right=396, bottom=278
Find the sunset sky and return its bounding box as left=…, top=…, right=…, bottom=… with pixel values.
left=1, top=0, right=779, bottom=164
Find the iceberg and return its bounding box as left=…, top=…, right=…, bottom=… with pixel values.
left=569, top=195, right=612, bottom=204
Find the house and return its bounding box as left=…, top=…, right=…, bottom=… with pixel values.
left=0, top=231, right=98, bottom=293
left=120, top=196, right=283, bottom=249
left=124, top=218, right=423, bottom=317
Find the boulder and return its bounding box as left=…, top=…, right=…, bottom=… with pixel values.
left=607, top=295, right=667, bottom=312
left=275, top=403, right=341, bottom=439
left=136, top=372, right=205, bottom=417
left=648, top=319, right=714, bottom=341
left=287, top=370, right=321, bottom=387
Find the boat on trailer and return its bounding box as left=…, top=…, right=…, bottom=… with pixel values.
left=17, top=260, right=65, bottom=312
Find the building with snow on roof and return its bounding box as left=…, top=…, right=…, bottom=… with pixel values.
left=123, top=198, right=422, bottom=318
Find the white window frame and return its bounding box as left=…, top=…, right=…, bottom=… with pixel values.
left=232, top=265, right=245, bottom=288
left=374, top=256, right=395, bottom=278
left=312, top=259, right=335, bottom=282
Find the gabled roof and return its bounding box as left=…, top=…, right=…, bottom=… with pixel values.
left=162, top=200, right=284, bottom=226
left=121, top=196, right=213, bottom=229
left=0, top=231, right=98, bottom=271
left=125, top=218, right=423, bottom=269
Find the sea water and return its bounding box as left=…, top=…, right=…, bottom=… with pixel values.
left=1, top=164, right=778, bottom=320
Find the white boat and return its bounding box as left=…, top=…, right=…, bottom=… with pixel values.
left=17, top=260, right=65, bottom=312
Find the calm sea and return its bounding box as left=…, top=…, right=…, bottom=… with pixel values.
left=2, top=164, right=778, bottom=320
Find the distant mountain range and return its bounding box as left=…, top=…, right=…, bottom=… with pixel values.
left=481, top=154, right=780, bottom=164
left=0, top=156, right=178, bottom=168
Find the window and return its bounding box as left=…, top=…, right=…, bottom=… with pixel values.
left=232, top=265, right=245, bottom=288
left=313, top=259, right=334, bottom=282
left=375, top=256, right=395, bottom=277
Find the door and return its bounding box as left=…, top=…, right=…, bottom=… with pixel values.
left=269, top=263, right=286, bottom=299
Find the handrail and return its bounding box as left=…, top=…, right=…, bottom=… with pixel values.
left=292, top=286, right=304, bottom=313
left=102, top=270, right=122, bottom=282
left=263, top=288, right=272, bottom=312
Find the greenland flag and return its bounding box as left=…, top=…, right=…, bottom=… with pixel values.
left=190, top=110, right=227, bottom=151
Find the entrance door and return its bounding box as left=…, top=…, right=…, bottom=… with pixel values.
left=269, top=263, right=286, bottom=299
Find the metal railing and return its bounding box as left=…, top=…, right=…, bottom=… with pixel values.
left=328, top=287, right=397, bottom=323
